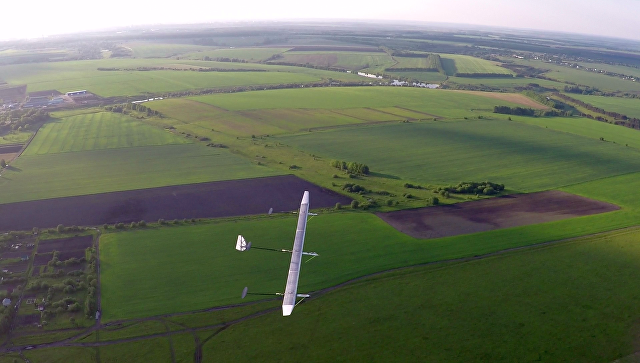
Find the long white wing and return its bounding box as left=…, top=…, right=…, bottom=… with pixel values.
left=282, top=191, right=309, bottom=316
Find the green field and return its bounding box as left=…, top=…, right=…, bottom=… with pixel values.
left=278, top=119, right=640, bottom=192
left=100, top=168, right=640, bottom=321
left=185, top=47, right=290, bottom=62
left=512, top=115, right=640, bottom=149
left=389, top=54, right=440, bottom=70
left=201, top=227, right=640, bottom=362
left=0, top=130, right=31, bottom=144
left=24, top=112, right=189, bottom=155
left=274, top=51, right=395, bottom=71
left=0, top=58, right=363, bottom=97
left=576, top=61, right=640, bottom=79
left=147, top=88, right=544, bottom=137
left=440, top=54, right=513, bottom=76
left=188, top=87, right=528, bottom=115
left=0, top=144, right=281, bottom=204
left=564, top=94, right=640, bottom=119
left=447, top=76, right=566, bottom=89
left=123, top=42, right=216, bottom=58
left=509, top=59, right=640, bottom=92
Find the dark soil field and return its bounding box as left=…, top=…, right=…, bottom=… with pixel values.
left=377, top=191, right=620, bottom=239
left=16, top=314, right=40, bottom=327
left=27, top=90, right=61, bottom=97
left=4, top=261, right=29, bottom=273
left=0, top=84, right=26, bottom=103
left=0, top=175, right=350, bottom=231
left=38, top=236, right=93, bottom=253
left=33, top=254, right=52, bottom=266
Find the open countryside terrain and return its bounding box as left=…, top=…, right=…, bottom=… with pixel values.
left=5, top=27, right=640, bottom=362
left=565, top=93, right=640, bottom=119
left=440, top=54, right=513, bottom=76
left=0, top=58, right=363, bottom=97
left=0, top=175, right=350, bottom=231
left=201, top=227, right=640, bottom=362
left=147, top=87, right=549, bottom=137
left=24, top=112, right=189, bottom=155
left=0, top=144, right=280, bottom=204
left=279, top=119, right=640, bottom=192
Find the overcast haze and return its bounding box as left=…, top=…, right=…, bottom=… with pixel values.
left=2, top=0, right=639, bottom=41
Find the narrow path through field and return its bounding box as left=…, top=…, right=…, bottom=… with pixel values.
left=4, top=225, right=639, bottom=357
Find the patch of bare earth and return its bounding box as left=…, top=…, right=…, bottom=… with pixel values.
left=448, top=90, right=550, bottom=110
left=376, top=191, right=619, bottom=239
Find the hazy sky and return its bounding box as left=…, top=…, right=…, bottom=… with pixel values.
left=2, top=0, right=639, bottom=41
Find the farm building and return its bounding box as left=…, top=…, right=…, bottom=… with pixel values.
left=66, top=90, right=87, bottom=96
left=23, top=96, right=50, bottom=108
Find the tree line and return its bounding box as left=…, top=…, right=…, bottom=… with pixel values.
left=330, top=160, right=370, bottom=175
left=0, top=108, right=50, bottom=133
left=555, top=93, right=640, bottom=130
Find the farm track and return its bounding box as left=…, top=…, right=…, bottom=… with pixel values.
left=4, top=225, right=639, bottom=359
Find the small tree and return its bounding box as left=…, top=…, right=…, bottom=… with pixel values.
left=56, top=224, right=65, bottom=233
left=335, top=202, right=342, bottom=210
left=0, top=159, right=6, bottom=168
left=350, top=200, right=359, bottom=209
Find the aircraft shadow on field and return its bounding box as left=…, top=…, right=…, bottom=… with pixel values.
left=5, top=165, right=21, bottom=172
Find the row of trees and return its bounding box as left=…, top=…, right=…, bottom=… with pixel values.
left=494, top=106, right=567, bottom=117
left=104, top=103, right=162, bottom=117
left=437, top=181, right=505, bottom=196
left=329, top=160, right=370, bottom=175
left=0, top=108, right=50, bottom=133
left=555, top=93, right=640, bottom=130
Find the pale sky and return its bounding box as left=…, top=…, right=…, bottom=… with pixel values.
left=2, top=0, right=639, bottom=42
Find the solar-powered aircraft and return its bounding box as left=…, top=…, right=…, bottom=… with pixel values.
left=235, top=191, right=318, bottom=316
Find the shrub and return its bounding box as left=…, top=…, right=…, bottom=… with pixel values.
left=350, top=200, right=360, bottom=209
left=56, top=224, right=65, bottom=233
left=387, top=199, right=394, bottom=206
left=139, top=220, right=146, bottom=227
left=335, top=203, right=342, bottom=210
left=158, top=219, right=165, bottom=225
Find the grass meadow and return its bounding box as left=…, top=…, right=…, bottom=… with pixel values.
left=512, top=115, right=640, bottom=149
left=0, top=58, right=363, bottom=97
left=24, top=112, right=189, bottom=155
left=440, top=54, right=513, bottom=76
left=100, top=166, right=640, bottom=321
left=0, top=130, right=31, bottom=144
left=123, top=42, right=216, bottom=58
left=389, top=55, right=439, bottom=69
left=187, top=87, right=531, bottom=114
left=0, top=144, right=281, bottom=204
left=200, top=227, right=640, bottom=362
left=278, top=119, right=640, bottom=192
left=510, top=59, right=640, bottom=92
left=447, top=76, right=566, bottom=89
left=565, top=94, right=640, bottom=119
left=146, top=87, right=545, bottom=137
left=274, top=52, right=395, bottom=71
left=185, top=47, right=291, bottom=62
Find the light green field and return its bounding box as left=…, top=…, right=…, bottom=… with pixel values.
left=576, top=61, right=640, bottom=79
left=188, top=87, right=530, bottom=115
left=564, top=94, right=640, bottom=119
left=99, top=337, right=172, bottom=362
left=512, top=115, right=640, bottom=149
left=201, top=227, right=640, bottom=363
left=123, top=42, right=216, bottom=58
left=278, top=119, right=640, bottom=192
left=440, top=54, right=513, bottom=76
left=147, top=88, right=542, bottom=137
left=23, top=347, right=96, bottom=363
left=389, top=55, right=439, bottom=70
left=186, top=47, right=290, bottom=62
left=24, top=112, right=189, bottom=155
left=448, top=76, right=566, bottom=89
left=274, top=52, right=395, bottom=71
left=0, top=130, right=31, bottom=144
left=0, top=58, right=363, bottom=97
left=0, top=144, right=281, bottom=204
left=510, top=59, right=640, bottom=92
left=100, top=168, right=640, bottom=321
